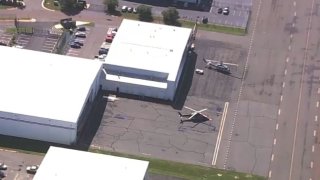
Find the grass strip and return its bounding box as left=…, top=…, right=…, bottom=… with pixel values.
left=121, top=13, right=246, bottom=36
left=90, top=148, right=265, bottom=180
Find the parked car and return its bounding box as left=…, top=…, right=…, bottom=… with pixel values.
left=26, top=165, right=39, bottom=174
left=0, top=163, right=7, bottom=170
left=105, top=34, right=113, bottom=43
left=72, top=39, right=84, bottom=46
left=222, top=7, right=229, bottom=15
left=99, top=48, right=109, bottom=55
left=217, top=8, right=223, bottom=14
left=75, top=31, right=86, bottom=38
left=121, top=5, right=127, bottom=12
left=127, top=7, right=133, bottom=13
left=0, top=41, right=7, bottom=46
left=70, top=42, right=81, bottom=48
left=195, top=69, right=204, bottom=75
left=76, top=26, right=86, bottom=32
left=0, top=170, right=6, bottom=178
left=133, top=7, right=137, bottom=13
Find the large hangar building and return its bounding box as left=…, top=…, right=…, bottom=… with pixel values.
left=0, top=46, right=102, bottom=145
left=34, top=146, right=149, bottom=180
left=102, top=19, right=193, bottom=101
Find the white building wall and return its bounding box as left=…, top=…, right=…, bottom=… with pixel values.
left=102, top=79, right=169, bottom=100
left=0, top=111, right=77, bottom=145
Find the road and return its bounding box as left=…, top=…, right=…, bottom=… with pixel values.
left=214, top=0, right=320, bottom=179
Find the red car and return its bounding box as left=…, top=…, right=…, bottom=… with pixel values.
left=105, top=34, right=113, bottom=42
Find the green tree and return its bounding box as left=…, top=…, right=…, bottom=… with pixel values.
left=137, top=5, right=153, bottom=22
left=60, top=0, right=77, bottom=11
left=103, top=0, right=118, bottom=13
left=162, top=7, right=180, bottom=25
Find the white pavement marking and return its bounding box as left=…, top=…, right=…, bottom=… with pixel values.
left=210, top=6, right=213, bottom=13
left=223, top=0, right=263, bottom=169
left=42, top=44, right=55, bottom=48
left=314, top=130, right=317, bottom=137
left=276, top=123, right=279, bottom=130
left=286, top=57, right=290, bottom=62
left=292, top=23, right=295, bottom=27
left=293, top=1, right=296, bottom=6
left=317, top=101, right=319, bottom=107
left=294, top=11, right=297, bottom=16
left=280, top=95, right=283, bottom=102
left=46, top=37, right=58, bottom=41
left=290, top=34, right=293, bottom=39
left=318, top=88, right=320, bottom=94
left=273, top=138, right=277, bottom=145
left=282, top=82, right=286, bottom=88
left=315, top=115, right=318, bottom=122
left=212, top=102, right=229, bottom=166
left=271, top=154, right=274, bottom=161
left=268, top=170, right=272, bottom=178
left=67, top=53, right=78, bottom=56
left=310, top=161, right=314, bottom=168
left=288, top=45, right=291, bottom=51
left=278, top=109, right=281, bottom=115
left=284, top=69, right=287, bottom=75
left=289, top=0, right=315, bottom=178
left=312, top=145, right=315, bottom=152
left=141, top=153, right=151, bottom=156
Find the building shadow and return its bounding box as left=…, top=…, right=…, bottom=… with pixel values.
left=76, top=90, right=108, bottom=150
left=172, top=51, right=197, bottom=110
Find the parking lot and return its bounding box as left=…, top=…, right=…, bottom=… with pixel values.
left=0, top=25, right=14, bottom=46
left=0, top=149, right=43, bottom=180
left=65, top=27, right=91, bottom=57
left=120, top=0, right=251, bottom=29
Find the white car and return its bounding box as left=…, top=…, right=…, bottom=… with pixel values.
left=75, top=31, right=86, bottom=38
left=222, top=7, right=229, bottom=15
left=26, top=165, right=39, bottom=174
left=195, top=69, right=204, bottom=75
left=0, top=163, right=7, bottom=170
left=121, top=6, right=127, bottom=12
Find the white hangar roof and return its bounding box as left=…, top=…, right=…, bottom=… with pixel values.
left=0, top=46, right=102, bottom=123
left=105, top=19, right=192, bottom=81
left=34, top=146, right=149, bottom=180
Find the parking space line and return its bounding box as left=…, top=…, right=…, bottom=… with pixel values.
left=46, top=37, right=58, bottom=41
left=67, top=53, right=79, bottom=56
left=43, top=42, right=56, bottom=46
left=232, top=10, right=236, bottom=16
left=44, top=40, right=57, bottom=44
left=42, top=47, right=54, bottom=51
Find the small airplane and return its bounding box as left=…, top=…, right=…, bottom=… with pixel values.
left=178, top=106, right=212, bottom=123
left=203, top=58, right=238, bottom=74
